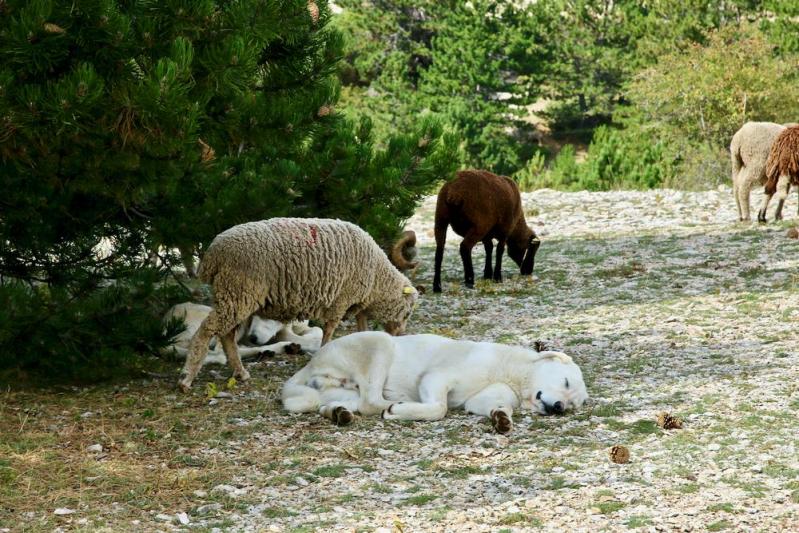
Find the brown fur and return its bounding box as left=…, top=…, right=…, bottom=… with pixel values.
left=765, top=125, right=799, bottom=195
left=389, top=230, right=418, bottom=271
left=433, top=169, right=540, bottom=292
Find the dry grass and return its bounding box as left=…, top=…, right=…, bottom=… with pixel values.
left=4, top=188, right=799, bottom=531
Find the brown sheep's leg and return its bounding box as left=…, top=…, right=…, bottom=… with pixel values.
left=758, top=193, right=773, bottom=223
left=220, top=328, right=250, bottom=383
left=775, top=198, right=785, bottom=221
left=433, top=224, right=448, bottom=293
left=459, top=237, right=478, bottom=289
left=482, top=239, right=493, bottom=280
left=322, top=319, right=339, bottom=345
left=493, top=241, right=505, bottom=283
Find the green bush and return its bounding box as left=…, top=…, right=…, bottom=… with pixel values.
left=0, top=276, right=187, bottom=383
left=0, top=0, right=457, bottom=382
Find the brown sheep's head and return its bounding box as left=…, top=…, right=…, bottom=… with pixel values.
left=508, top=234, right=541, bottom=275
left=389, top=230, right=418, bottom=271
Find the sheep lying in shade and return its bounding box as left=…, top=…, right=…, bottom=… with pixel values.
left=162, top=302, right=322, bottom=365
left=730, top=121, right=798, bottom=222
left=433, top=169, right=540, bottom=293
left=761, top=125, right=799, bottom=221
left=178, top=218, right=418, bottom=391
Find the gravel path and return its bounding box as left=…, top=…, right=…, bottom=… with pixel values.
left=6, top=187, right=799, bottom=532
left=204, top=187, right=799, bottom=532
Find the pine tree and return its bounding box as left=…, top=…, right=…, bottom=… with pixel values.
left=335, top=0, right=540, bottom=176
left=0, top=0, right=457, bottom=380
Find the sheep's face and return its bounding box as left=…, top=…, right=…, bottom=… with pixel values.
left=508, top=235, right=540, bottom=275
left=373, top=286, right=417, bottom=336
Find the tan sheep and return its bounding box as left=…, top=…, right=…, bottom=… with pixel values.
left=730, top=121, right=799, bottom=222
left=178, top=218, right=418, bottom=391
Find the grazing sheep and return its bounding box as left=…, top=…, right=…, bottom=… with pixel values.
left=178, top=218, right=418, bottom=391
left=433, top=169, right=540, bottom=293
left=730, top=121, right=796, bottom=222
left=761, top=125, right=799, bottom=221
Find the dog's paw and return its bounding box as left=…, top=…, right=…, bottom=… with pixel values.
left=284, top=343, right=303, bottom=355
left=332, top=406, right=353, bottom=426
left=490, top=409, right=512, bottom=434
left=381, top=403, right=400, bottom=419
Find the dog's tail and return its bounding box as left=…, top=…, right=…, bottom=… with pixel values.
left=281, top=367, right=321, bottom=413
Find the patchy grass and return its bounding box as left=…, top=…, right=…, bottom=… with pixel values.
left=4, top=189, right=799, bottom=530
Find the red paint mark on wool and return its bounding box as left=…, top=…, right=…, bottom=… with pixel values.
left=307, top=225, right=318, bottom=246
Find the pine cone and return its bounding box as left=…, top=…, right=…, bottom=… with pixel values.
left=656, top=412, right=683, bottom=430
left=609, top=445, right=630, bottom=464
left=533, top=340, right=549, bottom=352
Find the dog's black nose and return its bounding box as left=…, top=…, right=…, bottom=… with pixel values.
left=249, top=334, right=259, bottom=344
left=544, top=401, right=565, bottom=415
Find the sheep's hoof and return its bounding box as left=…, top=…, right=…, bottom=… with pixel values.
left=464, top=282, right=475, bottom=289
left=332, top=406, right=353, bottom=426
left=178, top=379, right=192, bottom=393
left=432, top=284, right=442, bottom=293
left=235, top=369, right=251, bottom=382
left=490, top=410, right=512, bottom=434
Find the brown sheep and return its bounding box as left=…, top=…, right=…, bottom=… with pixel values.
left=433, top=170, right=540, bottom=293
left=761, top=125, right=799, bottom=221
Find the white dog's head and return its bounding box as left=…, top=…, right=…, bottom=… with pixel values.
left=243, top=316, right=283, bottom=345
left=523, top=352, right=588, bottom=416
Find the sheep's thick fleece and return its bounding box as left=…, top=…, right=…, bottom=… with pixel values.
left=198, top=218, right=413, bottom=324
left=730, top=121, right=785, bottom=220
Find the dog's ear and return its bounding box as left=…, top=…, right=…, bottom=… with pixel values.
left=537, top=350, right=574, bottom=365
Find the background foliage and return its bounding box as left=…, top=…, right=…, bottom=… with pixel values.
left=336, top=0, right=799, bottom=190
left=0, top=0, right=457, bottom=380
left=4, top=0, right=799, bottom=380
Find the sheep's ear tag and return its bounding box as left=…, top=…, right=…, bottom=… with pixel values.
left=403, top=286, right=415, bottom=295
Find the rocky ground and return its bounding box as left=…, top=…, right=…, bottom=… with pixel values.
left=3, top=187, right=799, bottom=532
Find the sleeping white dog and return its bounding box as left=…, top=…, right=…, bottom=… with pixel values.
left=282, top=331, right=588, bottom=433
left=163, top=302, right=323, bottom=364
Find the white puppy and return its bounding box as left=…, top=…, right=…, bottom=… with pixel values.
left=282, top=331, right=588, bottom=433
left=163, top=303, right=323, bottom=364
